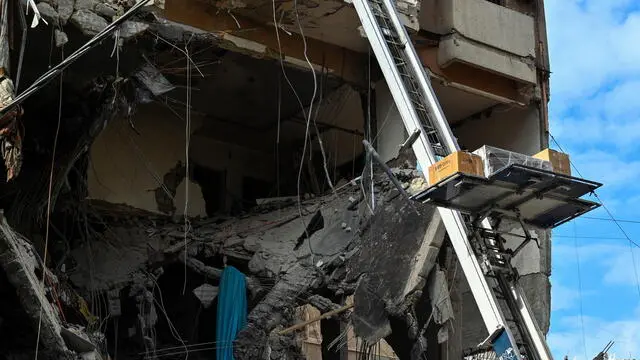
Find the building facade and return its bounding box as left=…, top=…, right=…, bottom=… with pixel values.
left=0, top=0, right=552, bottom=359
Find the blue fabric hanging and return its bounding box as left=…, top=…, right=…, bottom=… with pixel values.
left=216, top=266, right=248, bottom=360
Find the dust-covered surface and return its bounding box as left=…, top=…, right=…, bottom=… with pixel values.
left=0, top=0, right=552, bottom=358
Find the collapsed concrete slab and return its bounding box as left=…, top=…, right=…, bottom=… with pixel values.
left=0, top=212, right=73, bottom=359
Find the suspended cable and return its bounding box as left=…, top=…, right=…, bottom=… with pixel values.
left=182, top=38, right=193, bottom=296
left=573, top=221, right=589, bottom=360
left=367, top=46, right=374, bottom=211
left=293, top=0, right=335, bottom=195
left=35, top=49, right=65, bottom=360
left=581, top=216, right=640, bottom=224
left=549, top=133, right=640, bottom=300
left=0, top=0, right=150, bottom=116
left=290, top=0, right=318, bottom=252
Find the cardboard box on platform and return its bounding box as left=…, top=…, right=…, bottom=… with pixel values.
left=428, top=151, right=484, bottom=185
left=533, top=149, right=571, bottom=176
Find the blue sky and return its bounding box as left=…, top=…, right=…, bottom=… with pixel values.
left=545, top=1, right=640, bottom=359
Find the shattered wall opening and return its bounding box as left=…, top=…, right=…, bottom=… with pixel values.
left=86, top=47, right=367, bottom=217
left=0, top=2, right=378, bottom=357
left=0, top=1, right=552, bottom=359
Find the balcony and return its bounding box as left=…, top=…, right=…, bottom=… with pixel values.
left=419, top=0, right=537, bottom=86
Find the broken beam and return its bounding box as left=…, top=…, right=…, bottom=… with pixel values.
left=0, top=0, right=151, bottom=116
left=180, top=255, right=263, bottom=298
left=0, top=212, right=72, bottom=358
left=162, top=0, right=367, bottom=87
left=278, top=303, right=354, bottom=335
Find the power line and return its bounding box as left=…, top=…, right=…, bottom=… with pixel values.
left=549, top=133, right=640, bottom=300
left=573, top=221, right=589, bottom=360
left=581, top=216, right=640, bottom=224
left=554, top=235, right=632, bottom=241
left=473, top=226, right=637, bottom=243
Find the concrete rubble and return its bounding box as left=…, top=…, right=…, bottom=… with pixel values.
left=0, top=0, right=553, bottom=359
left=0, top=212, right=73, bottom=359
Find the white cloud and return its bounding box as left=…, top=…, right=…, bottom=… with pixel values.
left=552, top=282, right=586, bottom=311
left=602, top=246, right=640, bottom=287
left=546, top=1, right=640, bottom=358
left=549, top=309, right=640, bottom=360
left=546, top=1, right=640, bottom=107
left=553, top=242, right=640, bottom=288
left=546, top=1, right=640, bottom=157
left=550, top=80, right=640, bottom=150
left=551, top=150, right=640, bottom=193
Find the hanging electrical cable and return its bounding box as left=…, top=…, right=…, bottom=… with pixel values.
left=270, top=0, right=321, bottom=259
left=292, top=0, right=335, bottom=194
left=573, top=220, right=589, bottom=360
left=582, top=216, right=640, bottom=225
left=549, top=133, right=640, bottom=300
left=182, top=37, right=193, bottom=297
left=0, top=0, right=151, bottom=117
left=35, top=49, right=65, bottom=360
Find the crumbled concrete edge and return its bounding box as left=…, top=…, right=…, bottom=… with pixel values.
left=41, top=0, right=150, bottom=39
left=0, top=212, right=73, bottom=358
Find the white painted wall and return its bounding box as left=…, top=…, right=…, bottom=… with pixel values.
left=87, top=88, right=367, bottom=216
left=455, top=104, right=542, bottom=155
left=375, top=80, right=407, bottom=164
left=374, top=82, right=543, bottom=162
left=314, top=86, right=365, bottom=168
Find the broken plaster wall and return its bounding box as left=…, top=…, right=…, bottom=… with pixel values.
left=303, top=84, right=366, bottom=169
left=299, top=301, right=399, bottom=360
left=189, top=131, right=276, bottom=211
left=87, top=103, right=207, bottom=217
left=375, top=80, right=407, bottom=164
left=454, top=104, right=544, bottom=155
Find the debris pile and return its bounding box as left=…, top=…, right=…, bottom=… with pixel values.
left=0, top=1, right=551, bottom=359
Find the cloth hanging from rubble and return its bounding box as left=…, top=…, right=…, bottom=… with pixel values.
left=0, top=76, right=22, bottom=181
left=0, top=0, right=22, bottom=181
left=216, top=266, right=247, bottom=360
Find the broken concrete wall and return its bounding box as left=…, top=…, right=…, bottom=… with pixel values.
left=299, top=298, right=399, bottom=360
left=87, top=103, right=207, bottom=217
left=346, top=182, right=446, bottom=347
left=375, top=80, right=407, bottom=164
left=310, top=85, right=365, bottom=169
left=454, top=104, right=545, bottom=155
left=189, top=133, right=276, bottom=212
left=88, top=80, right=368, bottom=215
left=0, top=213, right=73, bottom=359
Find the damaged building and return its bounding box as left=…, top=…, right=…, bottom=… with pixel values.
left=0, top=0, right=555, bottom=359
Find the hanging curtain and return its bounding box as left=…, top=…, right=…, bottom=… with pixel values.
left=216, top=266, right=248, bottom=360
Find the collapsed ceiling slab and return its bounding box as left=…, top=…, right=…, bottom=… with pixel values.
left=0, top=213, right=73, bottom=359
left=191, top=0, right=421, bottom=52
left=162, top=0, right=370, bottom=86
left=0, top=1, right=551, bottom=359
